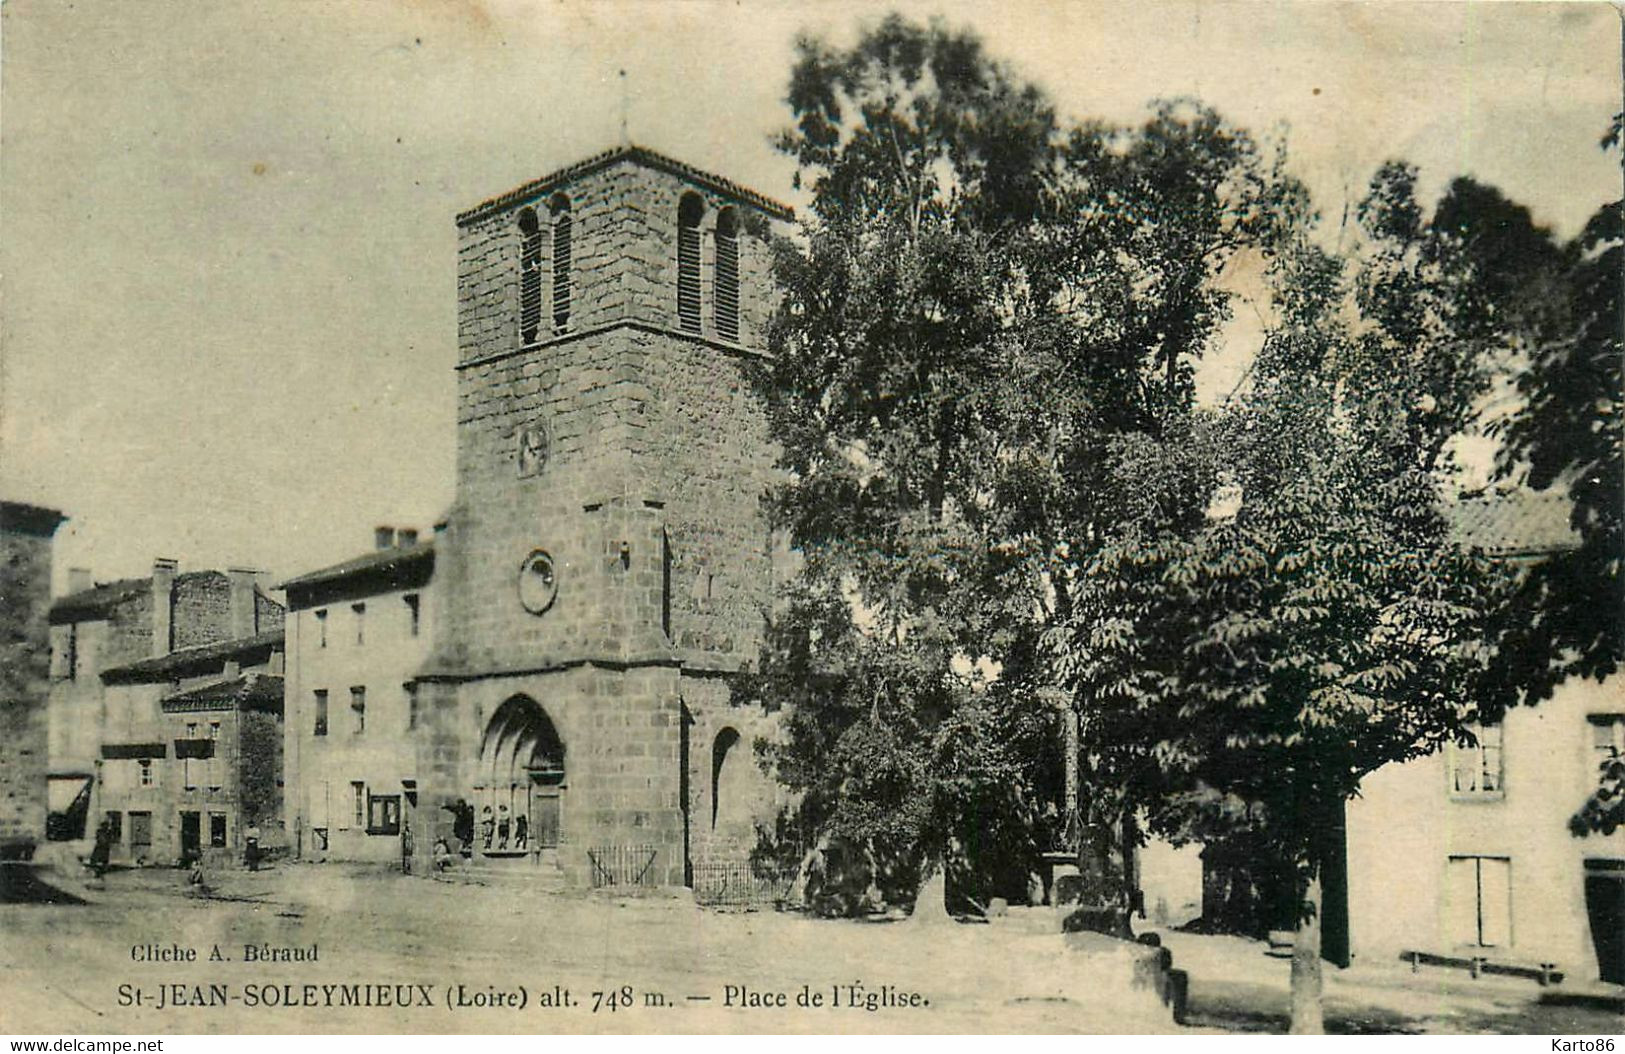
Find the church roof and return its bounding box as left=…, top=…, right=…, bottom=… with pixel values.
left=456, top=144, right=795, bottom=228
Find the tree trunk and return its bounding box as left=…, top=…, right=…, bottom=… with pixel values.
left=1289, top=865, right=1325, bottom=1035
left=910, top=850, right=953, bottom=925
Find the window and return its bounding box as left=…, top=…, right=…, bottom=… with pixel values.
left=351, top=781, right=365, bottom=828
left=350, top=686, right=366, bottom=735
left=313, top=690, right=328, bottom=737
left=66, top=623, right=78, bottom=681
left=315, top=609, right=327, bottom=648
left=209, top=812, right=227, bottom=848
left=550, top=195, right=572, bottom=330
left=1590, top=714, right=1625, bottom=762
left=714, top=206, right=740, bottom=341
left=518, top=206, right=542, bottom=344
left=405, top=593, right=421, bottom=638
left=207, top=721, right=221, bottom=791
left=138, top=758, right=153, bottom=788
left=184, top=722, right=198, bottom=788
left=677, top=192, right=704, bottom=332
left=405, top=682, right=420, bottom=731
left=352, top=603, right=365, bottom=646
left=367, top=793, right=402, bottom=836
left=1445, top=856, right=1511, bottom=947
left=1449, top=723, right=1503, bottom=797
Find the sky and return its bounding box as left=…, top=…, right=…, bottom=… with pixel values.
left=1, top=0, right=1619, bottom=594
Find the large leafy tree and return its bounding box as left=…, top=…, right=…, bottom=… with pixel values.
left=1053, top=204, right=1516, bottom=1031
left=746, top=15, right=1302, bottom=915
left=745, top=14, right=1064, bottom=915
left=1494, top=117, right=1625, bottom=835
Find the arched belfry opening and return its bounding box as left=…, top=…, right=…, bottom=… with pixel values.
left=677, top=191, right=705, bottom=333
left=475, top=695, right=565, bottom=858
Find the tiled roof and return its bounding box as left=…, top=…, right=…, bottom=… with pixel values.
left=101, top=628, right=284, bottom=683
left=161, top=672, right=284, bottom=713
left=0, top=500, right=65, bottom=536
left=456, top=143, right=796, bottom=228
left=279, top=539, right=434, bottom=594
left=1450, top=490, right=1578, bottom=557
left=49, top=569, right=225, bottom=624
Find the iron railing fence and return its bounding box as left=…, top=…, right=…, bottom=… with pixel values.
left=691, top=856, right=794, bottom=908
left=587, top=843, right=660, bottom=888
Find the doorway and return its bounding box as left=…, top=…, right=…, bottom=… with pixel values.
left=179, top=810, right=201, bottom=864
left=129, top=812, right=152, bottom=862
left=477, top=695, right=565, bottom=862
left=1584, top=859, right=1624, bottom=984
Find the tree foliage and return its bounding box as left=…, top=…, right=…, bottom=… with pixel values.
left=1495, top=119, right=1624, bottom=705
left=1053, top=227, right=1509, bottom=874
left=746, top=14, right=1303, bottom=911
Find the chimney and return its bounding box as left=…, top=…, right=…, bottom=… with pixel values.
left=397, top=528, right=419, bottom=548
left=151, top=557, right=178, bottom=657
left=226, top=567, right=260, bottom=638
left=374, top=526, right=395, bottom=550
left=67, top=567, right=92, bottom=594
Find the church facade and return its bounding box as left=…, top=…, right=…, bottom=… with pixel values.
left=407, top=147, right=790, bottom=886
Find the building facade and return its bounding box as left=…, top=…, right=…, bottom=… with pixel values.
left=93, top=631, right=285, bottom=867
left=1346, top=494, right=1625, bottom=984
left=281, top=528, right=435, bottom=866
left=0, top=500, right=66, bottom=866
left=1137, top=493, right=1625, bottom=986
left=45, top=559, right=283, bottom=858
left=403, top=146, right=789, bottom=886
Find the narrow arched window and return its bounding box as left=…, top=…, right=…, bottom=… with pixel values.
left=714, top=207, right=740, bottom=342
left=517, top=207, right=542, bottom=345
left=677, top=192, right=704, bottom=333
left=711, top=727, right=741, bottom=830
left=549, top=195, right=572, bottom=331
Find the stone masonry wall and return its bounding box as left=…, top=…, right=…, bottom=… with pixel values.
left=0, top=511, right=59, bottom=853
left=421, top=155, right=787, bottom=883
left=456, top=157, right=777, bottom=366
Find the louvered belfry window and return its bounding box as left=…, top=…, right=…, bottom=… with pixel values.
left=715, top=207, right=740, bottom=342
left=518, top=207, right=542, bottom=345
left=677, top=192, right=704, bottom=333
left=550, top=195, right=572, bottom=331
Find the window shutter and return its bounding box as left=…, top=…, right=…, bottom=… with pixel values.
left=678, top=224, right=702, bottom=332
left=715, top=224, right=739, bottom=342
left=1479, top=858, right=1512, bottom=946
left=519, top=210, right=542, bottom=344
left=678, top=193, right=704, bottom=333
left=551, top=199, right=572, bottom=330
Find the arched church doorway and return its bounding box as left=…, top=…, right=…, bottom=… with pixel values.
left=475, top=695, right=565, bottom=860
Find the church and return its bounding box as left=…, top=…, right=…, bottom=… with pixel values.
left=283, top=146, right=791, bottom=888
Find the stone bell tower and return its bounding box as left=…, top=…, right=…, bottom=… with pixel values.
left=416, top=146, right=791, bottom=884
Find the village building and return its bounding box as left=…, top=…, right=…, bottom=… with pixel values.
left=1346, top=493, right=1625, bottom=985
left=280, top=527, right=435, bottom=866
left=364, top=145, right=793, bottom=887
left=1137, top=492, right=1625, bottom=986
left=45, top=558, right=284, bottom=866
left=94, top=630, right=285, bottom=867
left=0, top=500, right=66, bottom=878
